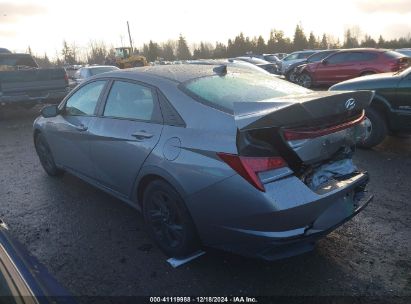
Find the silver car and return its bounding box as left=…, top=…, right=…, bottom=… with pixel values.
left=34, top=65, right=373, bottom=260
left=73, top=65, right=119, bottom=85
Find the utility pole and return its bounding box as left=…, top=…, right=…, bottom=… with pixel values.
left=127, top=21, right=133, bottom=53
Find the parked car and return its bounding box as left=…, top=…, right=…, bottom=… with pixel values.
left=234, top=56, right=277, bottom=74
left=0, top=47, right=11, bottom=54
left=254, top=54, right=282, bottom=74
left=298, top=49, right=410, bottom=88
left=395, top=48, right=411, bottom=58
left=73, top=65, right=119, bottom=85
left=285, top=50, right=338, bottom=82
left=189, top=59, right=271, bottom=74
left=0, top=219, right=75, bottom=303
left=274, top=53, right=288, bottom=60
left=34, top=64, right=373, bottom=261
left=0, top=53, right=70, bottom=109
left=330, top=66, right=411, bottom=148
left=279, top=50, right=317, bottom=75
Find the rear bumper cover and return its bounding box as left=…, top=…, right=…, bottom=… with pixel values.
left=188, top=171, right=372, bottom=261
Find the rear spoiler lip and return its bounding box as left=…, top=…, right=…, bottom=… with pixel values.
left=233, top=90, right=375, bottom=131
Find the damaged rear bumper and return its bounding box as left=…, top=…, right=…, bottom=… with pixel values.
left=188, top=171, right=372, bottom=261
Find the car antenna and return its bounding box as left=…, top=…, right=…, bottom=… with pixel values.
left=213, top=65, right=227, bottom=76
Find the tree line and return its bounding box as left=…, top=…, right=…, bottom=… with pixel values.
left=30, top=24, right=411, bottom=67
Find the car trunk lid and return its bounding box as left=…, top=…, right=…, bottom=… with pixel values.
left=234, top=90, right=374, bottom=173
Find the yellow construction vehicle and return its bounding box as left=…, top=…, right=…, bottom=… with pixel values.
left=115, top=47, right=147, bottom=69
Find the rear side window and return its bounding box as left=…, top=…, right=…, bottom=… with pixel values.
left=65, top=80, right=106, bottom=116
left=182, top=73, right=310, bottom=113
left=103, top=81, right=161, bottom=122
left=347, top=52, right=378, bottom=62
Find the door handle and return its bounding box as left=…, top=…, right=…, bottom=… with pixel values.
left=131, top=131, right=153, bottom=140
left=75, top=124, right=88, bottom=132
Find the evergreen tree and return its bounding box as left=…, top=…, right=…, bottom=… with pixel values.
left=308, top=32, right=317, bottom=49
left=213, top=42, right=227, bottom=58
left=320, top=34, right=328, bottom=49
left=256, top=35, right=266, bottom=54
left=161, top=41, right=175, bottom=61
left=62, top=40, right=76, bottom=65
left=176, top=34, right=191, bottom=60
left=343, top=29, right=359, bottom=48
left=378, top=35, right=385, bottom=47
left=361, top=35, right=377, bottom=48
left=293, top=24, right=308, bottom=51
left=147, top=40, right=160, bottom=62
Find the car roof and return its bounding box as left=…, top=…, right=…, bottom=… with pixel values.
left=83, top=65, right=118, bottom=69
left=335, top=48, right=388, bottom=53
left=117, top=64, right=225, bottom=83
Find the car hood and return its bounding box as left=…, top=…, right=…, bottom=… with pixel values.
left=330, top=72, right=400, bottom=91
left=233, top=90, right=374, bottom=131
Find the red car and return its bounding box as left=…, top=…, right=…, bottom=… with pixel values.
left=297, top=49, right=410, bottom=88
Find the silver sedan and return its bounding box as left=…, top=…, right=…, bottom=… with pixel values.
left=34, top=64, right=373, bottom=260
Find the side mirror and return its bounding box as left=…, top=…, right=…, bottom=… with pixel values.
left=41, top=105, right=59, bottom=118
left=321, top=59, right=328, bottom=65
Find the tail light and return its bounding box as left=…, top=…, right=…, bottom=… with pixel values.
left=388, top=58, right=409, bottom=71
left=283, top=112, right=365, bottom=141
left=217, top=153, right=287, bottom=191
left=64, top=72, right=69, bottom=84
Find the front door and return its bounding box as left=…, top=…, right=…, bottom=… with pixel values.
left=46, top=80, right=107, bottom=178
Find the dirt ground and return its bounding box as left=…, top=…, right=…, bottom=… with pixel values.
left=0, top=107, right=410, bottom=302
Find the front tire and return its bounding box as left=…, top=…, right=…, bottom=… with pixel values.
left=34, top=133, right=64, bottom=176
left=359, top=107, right=388, bottom=148
left=143, top=180, right=199, bottom=257
left=299, top=72, right=313, bottom=88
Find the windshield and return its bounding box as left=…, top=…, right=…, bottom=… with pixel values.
left=89, top=67, right=118, bottom=76
left=182, top=72, right=310, bottom=113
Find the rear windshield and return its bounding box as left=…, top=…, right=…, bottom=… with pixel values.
left=89, top=67, right=118, bottom=76
left=182, top=73, right=310, bottom=113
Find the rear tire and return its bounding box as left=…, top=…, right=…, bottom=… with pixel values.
left=143, top=180, right=199, bottom=257
left=299, top=72, right=313, bottom=88
left=359, top=107, right=388, bottom=148
left=34, top=133, right=64, bottom=176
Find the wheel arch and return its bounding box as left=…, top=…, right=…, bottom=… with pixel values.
left=132, top=165, right=188, bottom=209
left=370, top=94, right=391, bottom=118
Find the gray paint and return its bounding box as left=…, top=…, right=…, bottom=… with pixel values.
left=33, top=64, right=372, bottom=260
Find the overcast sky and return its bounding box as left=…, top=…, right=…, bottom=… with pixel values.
left=1, top=0, right=411, bottom=58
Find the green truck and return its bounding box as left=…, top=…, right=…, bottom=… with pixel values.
left=0, top=53, right=70, bottom=111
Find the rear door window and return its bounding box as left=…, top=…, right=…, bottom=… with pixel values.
left=103, top=81, right=162, bottom=122
left=65, top=80, right=106, bottom=116
left=347, top=52, right=378, bottom=62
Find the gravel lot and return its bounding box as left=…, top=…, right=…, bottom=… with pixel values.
left=0, top=107, right=410, bottom=301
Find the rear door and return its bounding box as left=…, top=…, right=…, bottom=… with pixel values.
left=46, top=80, right=108, bottom=177
left=88, top=79, right=163, bottom=197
